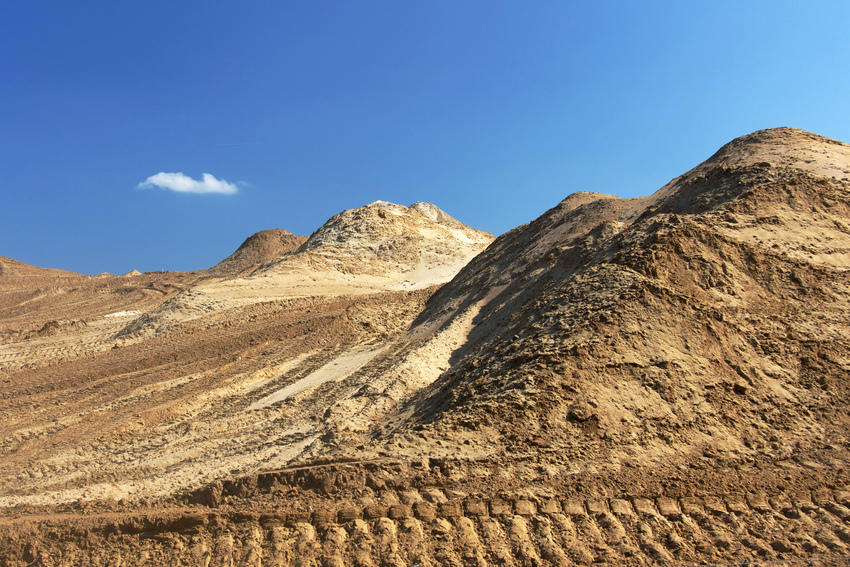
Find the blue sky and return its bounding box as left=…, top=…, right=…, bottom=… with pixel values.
left=2, top=2, right=849, bottom=274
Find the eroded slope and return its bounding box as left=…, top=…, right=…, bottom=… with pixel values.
left=382, top=128, right=850, bottom=474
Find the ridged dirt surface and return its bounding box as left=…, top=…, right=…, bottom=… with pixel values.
left=2, top=130, right=850, bottom=565
left=3, top=461, right=850, bottom=566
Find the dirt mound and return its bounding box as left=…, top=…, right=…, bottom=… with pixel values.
left=112, top=202, right=494, bottom=339
left=0, top=256, right=82, bottom=282
left=257, top=200, right=494, bottom=289
left=297, top=201, right=492, bottom=254
left=209, top=229, right=308, bottom=277
left=384, top=128, right=850, bottom=466
left=2, top=130, right=850, bottom=565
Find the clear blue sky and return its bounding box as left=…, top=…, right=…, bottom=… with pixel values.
left=2, top=2, right=848, bottom=274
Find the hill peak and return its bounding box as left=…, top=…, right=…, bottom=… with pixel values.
left=298, top=200, right=492, bottom=253
left=209, top=228, right=307, bottom=277
left=246, top=200, right=494, bottom=291
left=696, top=126, right=850, bottom=179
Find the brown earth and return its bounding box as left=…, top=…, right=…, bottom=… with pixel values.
left=2, top=131, right=850, bottom=565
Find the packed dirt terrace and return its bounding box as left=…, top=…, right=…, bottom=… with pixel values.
left=2, top=130, right=850, bottom=565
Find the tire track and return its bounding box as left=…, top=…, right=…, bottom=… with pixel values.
left=5, top=487, right=850, bottom=566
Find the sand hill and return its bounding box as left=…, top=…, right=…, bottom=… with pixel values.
left=0, top=256, right=83, bottom=281
left=382, top=127, right=850, bottom=469
left=209, top=229, right=309, bottom=277
left=112, top=201, right=492, bottom=339
left=1, top=129, right=850, bottom=565
left=257, top=200, right=494, bottom=288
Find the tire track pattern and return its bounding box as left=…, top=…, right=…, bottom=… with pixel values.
left=4, top=487, right=850, bottom=565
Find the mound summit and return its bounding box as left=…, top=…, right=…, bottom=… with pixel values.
left=1, top=128, right=850, bottom=565
left=209, top=229, right=308, bottom=277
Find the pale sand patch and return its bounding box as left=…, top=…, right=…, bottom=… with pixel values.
left=0, top=433, right=317, bottom=507
left=393, top=256, right=472, bottom=290
left=103, top=310, right=143, bottom=318
left=247, top=347, right=384, bottom=410
left=319, top=284, right=510, bottom=435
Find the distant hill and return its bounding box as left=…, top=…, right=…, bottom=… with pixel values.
left=0, top=256, right=83, bottom=282
left=256, top=200, right=495, bottom=289
left=208, top=228, right=308, bottom=277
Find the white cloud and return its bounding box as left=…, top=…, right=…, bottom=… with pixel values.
left=137, top=172, right=238, bottom=195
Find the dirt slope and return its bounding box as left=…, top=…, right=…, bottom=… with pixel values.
left=2, top=129, right=850, bottom=566
left=0, top=257, right=84, bottom=281
left=0, top=201, right=493, bottom=511
left=387, top=128, right=850, bottom=467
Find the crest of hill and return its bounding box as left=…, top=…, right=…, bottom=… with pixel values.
left=208, top=229, right=307, bottom=277
left=384, top=127, right=850, bottom=468
left=700, top=126, right=850, bottom=177
left=0, top=256, right=83, bottom=284
left=256, top=201, right=494, bottom=289
left=114, top=201, right=493, bottom=338
left=297, top=201, right=493, bottom=252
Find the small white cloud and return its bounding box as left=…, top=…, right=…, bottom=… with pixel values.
left=137, top=172, right=238, bottom=195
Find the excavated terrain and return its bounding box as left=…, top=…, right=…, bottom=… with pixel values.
left=2, top=130, right=850, bottom=565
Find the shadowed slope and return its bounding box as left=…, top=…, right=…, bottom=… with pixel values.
left=386, top=128, right=850, bottom=476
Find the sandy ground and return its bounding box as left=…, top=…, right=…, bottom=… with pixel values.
left=2, top=130, right=850, bottom=565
